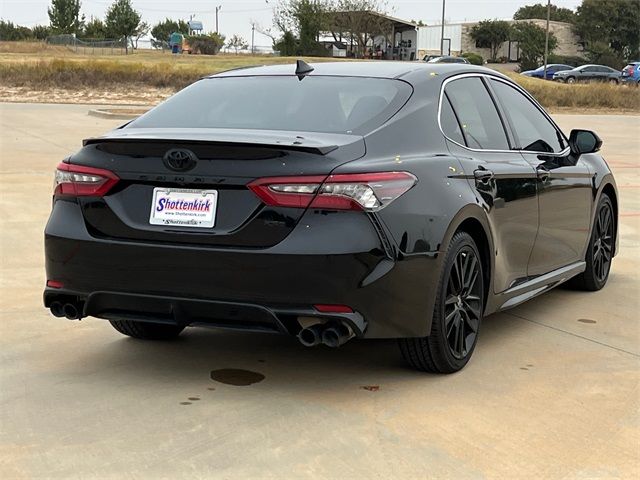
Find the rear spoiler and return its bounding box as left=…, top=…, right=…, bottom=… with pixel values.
left=82, top=137, right=338, bottom=155
left=81, top=128, right=362, bottom=156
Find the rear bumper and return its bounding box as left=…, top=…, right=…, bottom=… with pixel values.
left=620, top=76, right=638, bottom=84
left=44, top=200, right=442, bottom=338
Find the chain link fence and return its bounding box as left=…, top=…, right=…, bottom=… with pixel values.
left=46, top=34, right=126, bottom=55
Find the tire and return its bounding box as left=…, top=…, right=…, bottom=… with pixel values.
left=609, top=78, right=619, bottom=84
left=399, top=232, right=485, bottom=373
left=568, top=194, right=615, bottom=291
left=109, top=320, right=185, bottom=340
left=566, top=76, right=576, bottom=84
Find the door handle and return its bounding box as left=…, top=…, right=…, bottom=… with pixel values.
left=474, top=168, right=494, bottom=185
left=536, top=165, right=550, bottom=182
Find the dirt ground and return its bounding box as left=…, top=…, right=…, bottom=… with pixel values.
left=0, top=103, right=638, bottom=478
left=0, top=85, right=173, bottom=105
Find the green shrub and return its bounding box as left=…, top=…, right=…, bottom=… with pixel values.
left=547, top=54, right=587, bottom=67
left=186, top=33, right=225, bottom=55
left=461, top=52, right=484, bottom=65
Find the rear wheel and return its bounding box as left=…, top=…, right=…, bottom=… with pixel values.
left=569, top=194, right=614, bottom=291
left=109, top=320, right=185, bottom=340
left=399, top=232, right=484, bottom=373
left=609, top=78, right=619, bottom=84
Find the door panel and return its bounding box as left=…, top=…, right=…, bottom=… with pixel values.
left=441, top=75, right=539, bottom=293
left=448, top=145, right=539, bottom=292
left=486, top=77, right=593, bottom=276
left=521, top=153, right=593, bottom=275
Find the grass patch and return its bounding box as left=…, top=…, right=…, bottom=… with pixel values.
left=0, top=58, right=209, bottom=89
left=0, top=42, right=637, bottom=112
left=0, top=54, right=343, bottom=90
left=507, top=73, right=640, bottom=111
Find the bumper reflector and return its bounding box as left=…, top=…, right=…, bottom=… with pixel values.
left=313, top=304, right=354, bottom=313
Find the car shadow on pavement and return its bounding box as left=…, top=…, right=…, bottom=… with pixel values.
left=64, top=308, right=534, bottom=392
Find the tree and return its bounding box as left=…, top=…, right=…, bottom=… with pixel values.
left=0, top=20, right=33, bottom=40
left=584, top=41, right=625, bottom=69
left=32, top=25, right=52, bottom=40
left=513, top=3, right=576, bottom=23
left=574, top=0, right=640, bottom=60
left=48, top=0, right=84, bottom=34
left=511, top=21, right=558, bottom=71
left=226, top=34, right=249, bottom=54
left=272, top=0, right=330, bottom=55
left=104, top=0, right=141, bottom=54
left=326, top=0, right=392, bottom=58
left=150, top=18, right=189, bottom=49
left=82, top=17, right=106, bottom=39
left=131, top=21, right=150, bottom=49
left=470, top=20, right=512, bottom=61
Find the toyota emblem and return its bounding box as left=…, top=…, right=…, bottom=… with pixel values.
left=163, top=148, right=198, bottom=172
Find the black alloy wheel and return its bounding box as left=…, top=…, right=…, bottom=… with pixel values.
left=569, top=194, right=614, bottom=291
left=443, top=245, right=483, bottom=359
left=399, top=232, right=485, bottom=373
left=592, top=197, right=614, bottom=284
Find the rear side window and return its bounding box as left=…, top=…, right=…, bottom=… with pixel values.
left=440, top=94, right=465, bottom=145
left=443, top=77, right=509, bottom=150
left=490, top=79, right=566, bottom=153
left=128, top=76, right=412, bottom=135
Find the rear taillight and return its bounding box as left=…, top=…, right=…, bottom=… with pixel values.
left=54, top=162, right=119, bottom=197
left=248, top=172, right=417, bottom=211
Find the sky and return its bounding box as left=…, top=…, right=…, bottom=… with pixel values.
left=1, top=0, right=583, bottom=47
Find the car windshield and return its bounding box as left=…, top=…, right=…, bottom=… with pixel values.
left=128, top=75, right=413, bottom=135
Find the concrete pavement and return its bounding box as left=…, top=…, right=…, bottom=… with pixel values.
left=0, top=103, right=638, bottom=479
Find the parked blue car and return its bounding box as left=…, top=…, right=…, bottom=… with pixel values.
left=521, top=64, right=573, bottom=80
left=621, top=62, right=640, bottom=85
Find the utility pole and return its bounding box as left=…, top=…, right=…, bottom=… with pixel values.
left=543, top=0, right=551, bottom=79
left=251, top=23, right=256, bottom=55
left=215, top=5, right=222, bottom=34
left=440, top=0, right=446, bottom=55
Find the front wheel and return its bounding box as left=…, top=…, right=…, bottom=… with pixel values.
left=399, top=232, right=485, bottom=373
left=569, top=194, right=615, bottom=291
left=110, top=320, right=185, bottom=340
left=566, top=76, right=576, bottom=84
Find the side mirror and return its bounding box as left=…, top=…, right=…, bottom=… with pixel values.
left=569, top=129, right=602, bottom=155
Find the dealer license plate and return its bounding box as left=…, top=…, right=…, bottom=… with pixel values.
left=149, top=188, right=218, bottom=228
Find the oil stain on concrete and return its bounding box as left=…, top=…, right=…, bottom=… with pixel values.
left=210, top=369, right=265, bottom=386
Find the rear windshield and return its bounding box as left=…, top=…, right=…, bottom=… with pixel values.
left=127, top=75, right=412, bottom=135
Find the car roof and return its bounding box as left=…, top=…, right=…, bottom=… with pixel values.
left=209, top=61, right=505, bottom=85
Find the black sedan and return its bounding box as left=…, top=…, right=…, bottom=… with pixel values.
left=44, top=61, right=618, bottom=373
left=553, top=64, right=621, bottom=83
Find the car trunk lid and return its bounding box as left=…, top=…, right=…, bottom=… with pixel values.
left=70, top=128, right=366, bottom=248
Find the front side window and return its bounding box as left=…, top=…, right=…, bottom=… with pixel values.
left=443, top=77, right=509, bottom=150
left=128, top=76, right=412, bottom=135
left=490, top=79, right=566, bottom=153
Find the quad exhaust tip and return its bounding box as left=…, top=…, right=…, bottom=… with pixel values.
left=50, top=301, right=65, bottom=318
left=49, top=301, right=82, bottom=320
left=298, top=321, right=354, bottom=348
